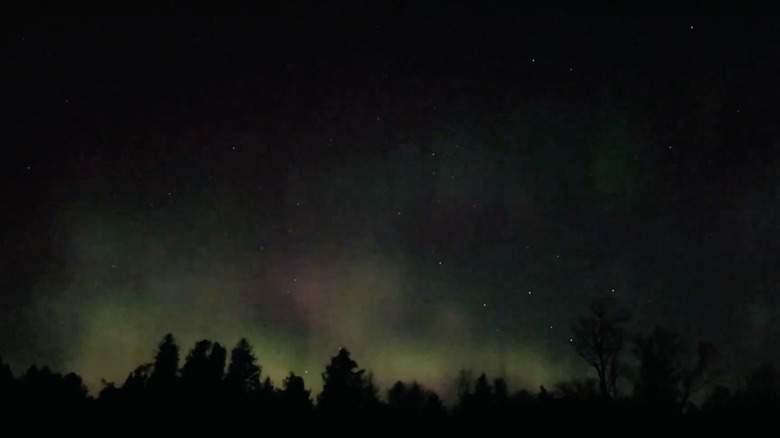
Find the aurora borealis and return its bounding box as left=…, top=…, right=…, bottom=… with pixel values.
left=1, top=10, right=778, bottom=402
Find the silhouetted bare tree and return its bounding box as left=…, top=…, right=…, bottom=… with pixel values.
left=631, top=326, right=719, bottom=413
left=570, top=296, right=630, bottom=400
left=455, top=369, right=473, bottom=403
left=680, top=341, right=720, bottom=409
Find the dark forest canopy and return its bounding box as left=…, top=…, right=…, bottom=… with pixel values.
left=1, top=299, right=778, bottom=430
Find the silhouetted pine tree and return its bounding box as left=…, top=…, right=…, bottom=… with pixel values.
left=225, top=338, right=261, bottom=396
left=632, top=326, right=684, bottom=411
left=317, top=347, right=371, bottom=416
left=148, top=333, right=179, bottom=397
left=280, top=372, right=313, bottom=414
left=388, top=380, right=445, bottom=419
left=182, top=339, right=212, bottom=385
left=207, top=342, right=227, bottom=383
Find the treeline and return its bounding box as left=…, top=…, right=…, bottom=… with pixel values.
left=1, top=297, right=779, bottom=430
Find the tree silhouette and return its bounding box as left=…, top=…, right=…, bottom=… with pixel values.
left=207, top=342, right=227, bottom=383
left=149, top=333, right=179, bottom=395
left=570, top=296, right=630, bottom=400
left=553, top=378, right=600, bottom=401
left=631, top=325, right=685, bottom=409
left=455, top=371, right=511, bottom=421
left=122, top=363, right=153, bottom=394
left=182, top=339, right=212, bottom=385
left=387, top=381, right=413, bottom=412
left=455, top=369, right=474, bottom=404
left=387, top=380, right=445, bottom=420
left=97, top=380, right=122, bottom=406
left=493, top=377, right=509, bottom=405
left=361, top=371, right=381, bottom=413
left=680, top=341, right=719, bottom=409
left=18, top=365, right=88, bottom=408
left=317, top=347, right=373, bottom=415
left=181, top=339, right=226, bottom=405
left=469, top=372, right=492, bottom=417
left=225, top=338, right=261, bottom=396
left=631, top=326, right=720, bottom=413
left=0, top=328, right=770, bottom=428
left=280, top=372, right=313, bottom=413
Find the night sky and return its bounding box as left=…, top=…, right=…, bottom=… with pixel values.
left=1, top=9, right=778, bottom=400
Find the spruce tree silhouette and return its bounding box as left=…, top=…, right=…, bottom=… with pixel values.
left=182, top=339, right=224, bottom=408
left=455, top=369, right=474, bottom=406
left=493, top=377, right=509, bottom=404
left=182, top=339, right=213, bottom=386
left=149, top=333, right=179, bottom=397
left=97, top=380, right=122, bottom=406
left=456, top=372, right=493, bottom=420
left=387, top=380, right=445, bottom=421
left=387, top=381, right=409, bottom=411
left=473, top=372, right=493, bottom=406
left=570, top=296, right=630, bottom=400
left=361, top=370, right=381, bottom=414
left=492, top=376, right=510, bottom=418
left=280, top=372, right=313, bottom=414
left=61, top=372, right=89, bottom=403
left=21, top=365, right=54, bottom=406
left=122, top=363, right=153, bottom=394
left=18, top=365, right=88, bottom=410
left=632, top=325, right=685, bottom=411
left=317, top=347, right=369, bottom=416
left=225, top=338, right=261, bottom=396
left=259, top=375, right=277, bottom=411
left=207, top=342, right=227, bottom=384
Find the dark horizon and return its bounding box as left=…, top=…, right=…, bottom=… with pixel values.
left=1, top=9, right=778, bottom=400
